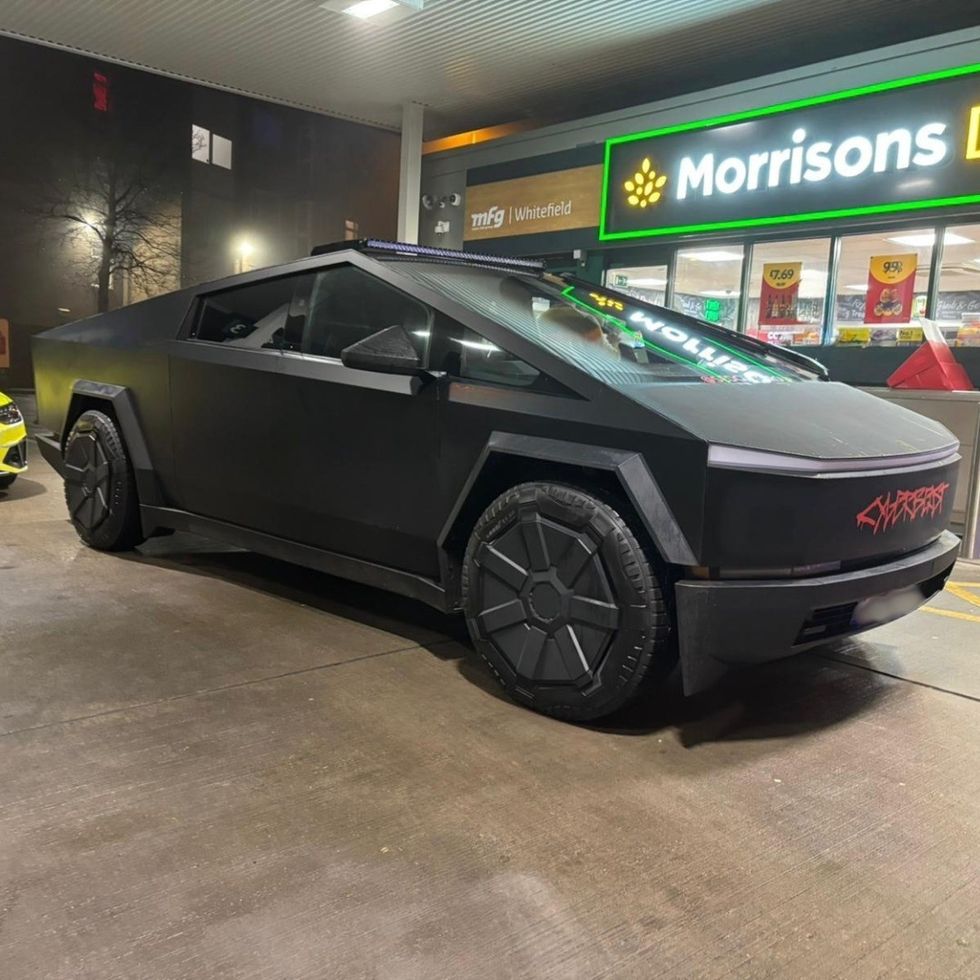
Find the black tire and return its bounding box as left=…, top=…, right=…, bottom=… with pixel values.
left=462, top=482, right=671, bottom=721
left=63, top=410, right=144, bottom=551
left=0, top=473, right=15, bottom=490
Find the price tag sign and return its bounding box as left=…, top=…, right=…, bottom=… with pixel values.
left=759, top=262, right=802, bottom=325
left=865, top=254, right=916, bottom=324
left=838, top=327, right=871, bottom=344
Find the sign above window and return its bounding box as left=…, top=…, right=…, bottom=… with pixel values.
left=464, top=166, right=601, bottom=241
left=600, top=64, right=980, bottom=241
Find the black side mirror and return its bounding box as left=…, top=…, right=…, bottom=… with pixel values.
left=340, top=325, right=423, bottom=376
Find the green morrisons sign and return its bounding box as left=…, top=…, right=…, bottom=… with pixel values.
left=600, top=64, right=980, bottom=241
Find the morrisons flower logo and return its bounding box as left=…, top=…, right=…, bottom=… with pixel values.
left=624, top=158, right=667, bottom=208
left=589, top=292, right=624, bottom=311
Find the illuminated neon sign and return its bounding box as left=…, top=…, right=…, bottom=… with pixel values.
left=601, top=64, right=980, bottom=240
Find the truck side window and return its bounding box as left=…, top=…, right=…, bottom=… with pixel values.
left=430, top=313, right=572, bottom=395
left=192, top=274, right=312, bottom=350
left=303, top=265, right=431, bottom=361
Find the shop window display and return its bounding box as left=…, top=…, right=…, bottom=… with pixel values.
left=604, top=264, right=668, bottom=306
left=745, top=238, right=830, bottom=346
left=672, top=247, right=743, bottom=330
left=934, top=224, right=980, bottom=347
left=832, top=229, right=935, bottom=346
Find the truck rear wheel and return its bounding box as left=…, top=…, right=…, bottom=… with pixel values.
left=463, top=482, right=670, bottom=721
left=64, top=409, right=144, bottom=551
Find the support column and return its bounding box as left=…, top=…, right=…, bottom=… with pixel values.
left=397, top=101, right=424, bottom=244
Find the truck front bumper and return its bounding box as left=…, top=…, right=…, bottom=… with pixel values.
left=675, top=530, right=960, bottom=694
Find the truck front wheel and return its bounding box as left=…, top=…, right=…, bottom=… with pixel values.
left=63, top=409, right=144, bottom=551
left=463, top=482, right=671, bottom=722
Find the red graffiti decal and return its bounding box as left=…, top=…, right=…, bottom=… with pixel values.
left=856, top=482, right=950, bottom=535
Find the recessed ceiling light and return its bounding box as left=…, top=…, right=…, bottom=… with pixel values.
left=679, top=249, right=743, bottom=262
left=321, top=0, right=422, bottom=18
left=887, top=231, right=973, bottom=247
left=343, top=0, right=397, bottom=17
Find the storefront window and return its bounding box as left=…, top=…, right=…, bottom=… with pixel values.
left=745, top=238, right=829, bottom=346
left=832, top=228, right=935, bottom=346
left=934, top=224, right=980, bottom=347
left=672, top=246, right=743, bottom=330
left=605, top=264, right=667, bottom=306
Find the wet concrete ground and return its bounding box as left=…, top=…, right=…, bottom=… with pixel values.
left=1, top=446, right=978, bottom=979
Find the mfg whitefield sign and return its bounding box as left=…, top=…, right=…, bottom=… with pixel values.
left=600, top=64, right=980, bottom=240
left=464, top=165, right=602, bottom=241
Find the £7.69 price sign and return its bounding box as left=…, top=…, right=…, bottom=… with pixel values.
left=759, top=262, right=802, bottom=325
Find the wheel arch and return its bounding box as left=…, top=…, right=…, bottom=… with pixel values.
left=438, top=433, right=697, bottom=606
left=63, top=381, right=163, bottom=509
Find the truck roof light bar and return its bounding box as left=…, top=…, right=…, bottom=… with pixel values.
left=311, top=238, right=544, bottom=271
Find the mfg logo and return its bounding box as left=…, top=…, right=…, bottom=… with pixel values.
left=471, top=205, right=505, bottom=230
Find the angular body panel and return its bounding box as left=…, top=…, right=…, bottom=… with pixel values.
left=703, top=457, right=960, bottom=569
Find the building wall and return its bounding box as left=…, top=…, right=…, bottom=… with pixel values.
left=0, top=34, right=400, bottom=388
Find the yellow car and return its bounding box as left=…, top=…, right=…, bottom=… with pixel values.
left=0, top=390, right=28, bottom=489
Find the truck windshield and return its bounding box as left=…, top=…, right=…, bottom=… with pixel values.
left=394, top=261, right=821, bottom=385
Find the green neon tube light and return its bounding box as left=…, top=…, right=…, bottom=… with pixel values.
left=598, top=62, right=980, bottom=241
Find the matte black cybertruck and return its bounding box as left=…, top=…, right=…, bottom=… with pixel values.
left=33, top=240, right=960, bottom=720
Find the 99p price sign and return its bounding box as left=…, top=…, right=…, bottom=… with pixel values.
left=865, top=253, right=916, bottom=324
left=759, top=262, right=802, bottom=325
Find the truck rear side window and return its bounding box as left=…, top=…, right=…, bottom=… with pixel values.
left=192, top=274, right=312, bottom=349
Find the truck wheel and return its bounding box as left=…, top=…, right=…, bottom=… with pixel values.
left=463, top=482, right=670, bottom=721
left=0, top=473, right=15, bottom=490
left=64, top=410, right=144, bottom=551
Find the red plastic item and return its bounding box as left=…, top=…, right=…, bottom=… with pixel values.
left=886, top=341, right=975, bottom=392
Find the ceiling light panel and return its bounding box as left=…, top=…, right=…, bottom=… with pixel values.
left=320, top=0, right=422, bottom=20
left=343, top=0, right=397, bottom=18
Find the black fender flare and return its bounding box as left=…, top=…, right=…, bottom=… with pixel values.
left=62, top=381, right=163, bottom=509
left=438, top=432, right=697, bottom=568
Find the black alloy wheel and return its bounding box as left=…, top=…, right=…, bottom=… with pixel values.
left=0, top=473, right=15, bottom=490
left=463, top=482, right=670, bottom=721
left=63, top=410, right=144, bottom=551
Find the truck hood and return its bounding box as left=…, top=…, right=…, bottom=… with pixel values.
left=625, top=381, right=957, bottom=464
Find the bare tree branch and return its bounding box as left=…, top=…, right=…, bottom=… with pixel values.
left=27, top=135, right=181, bottom=313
